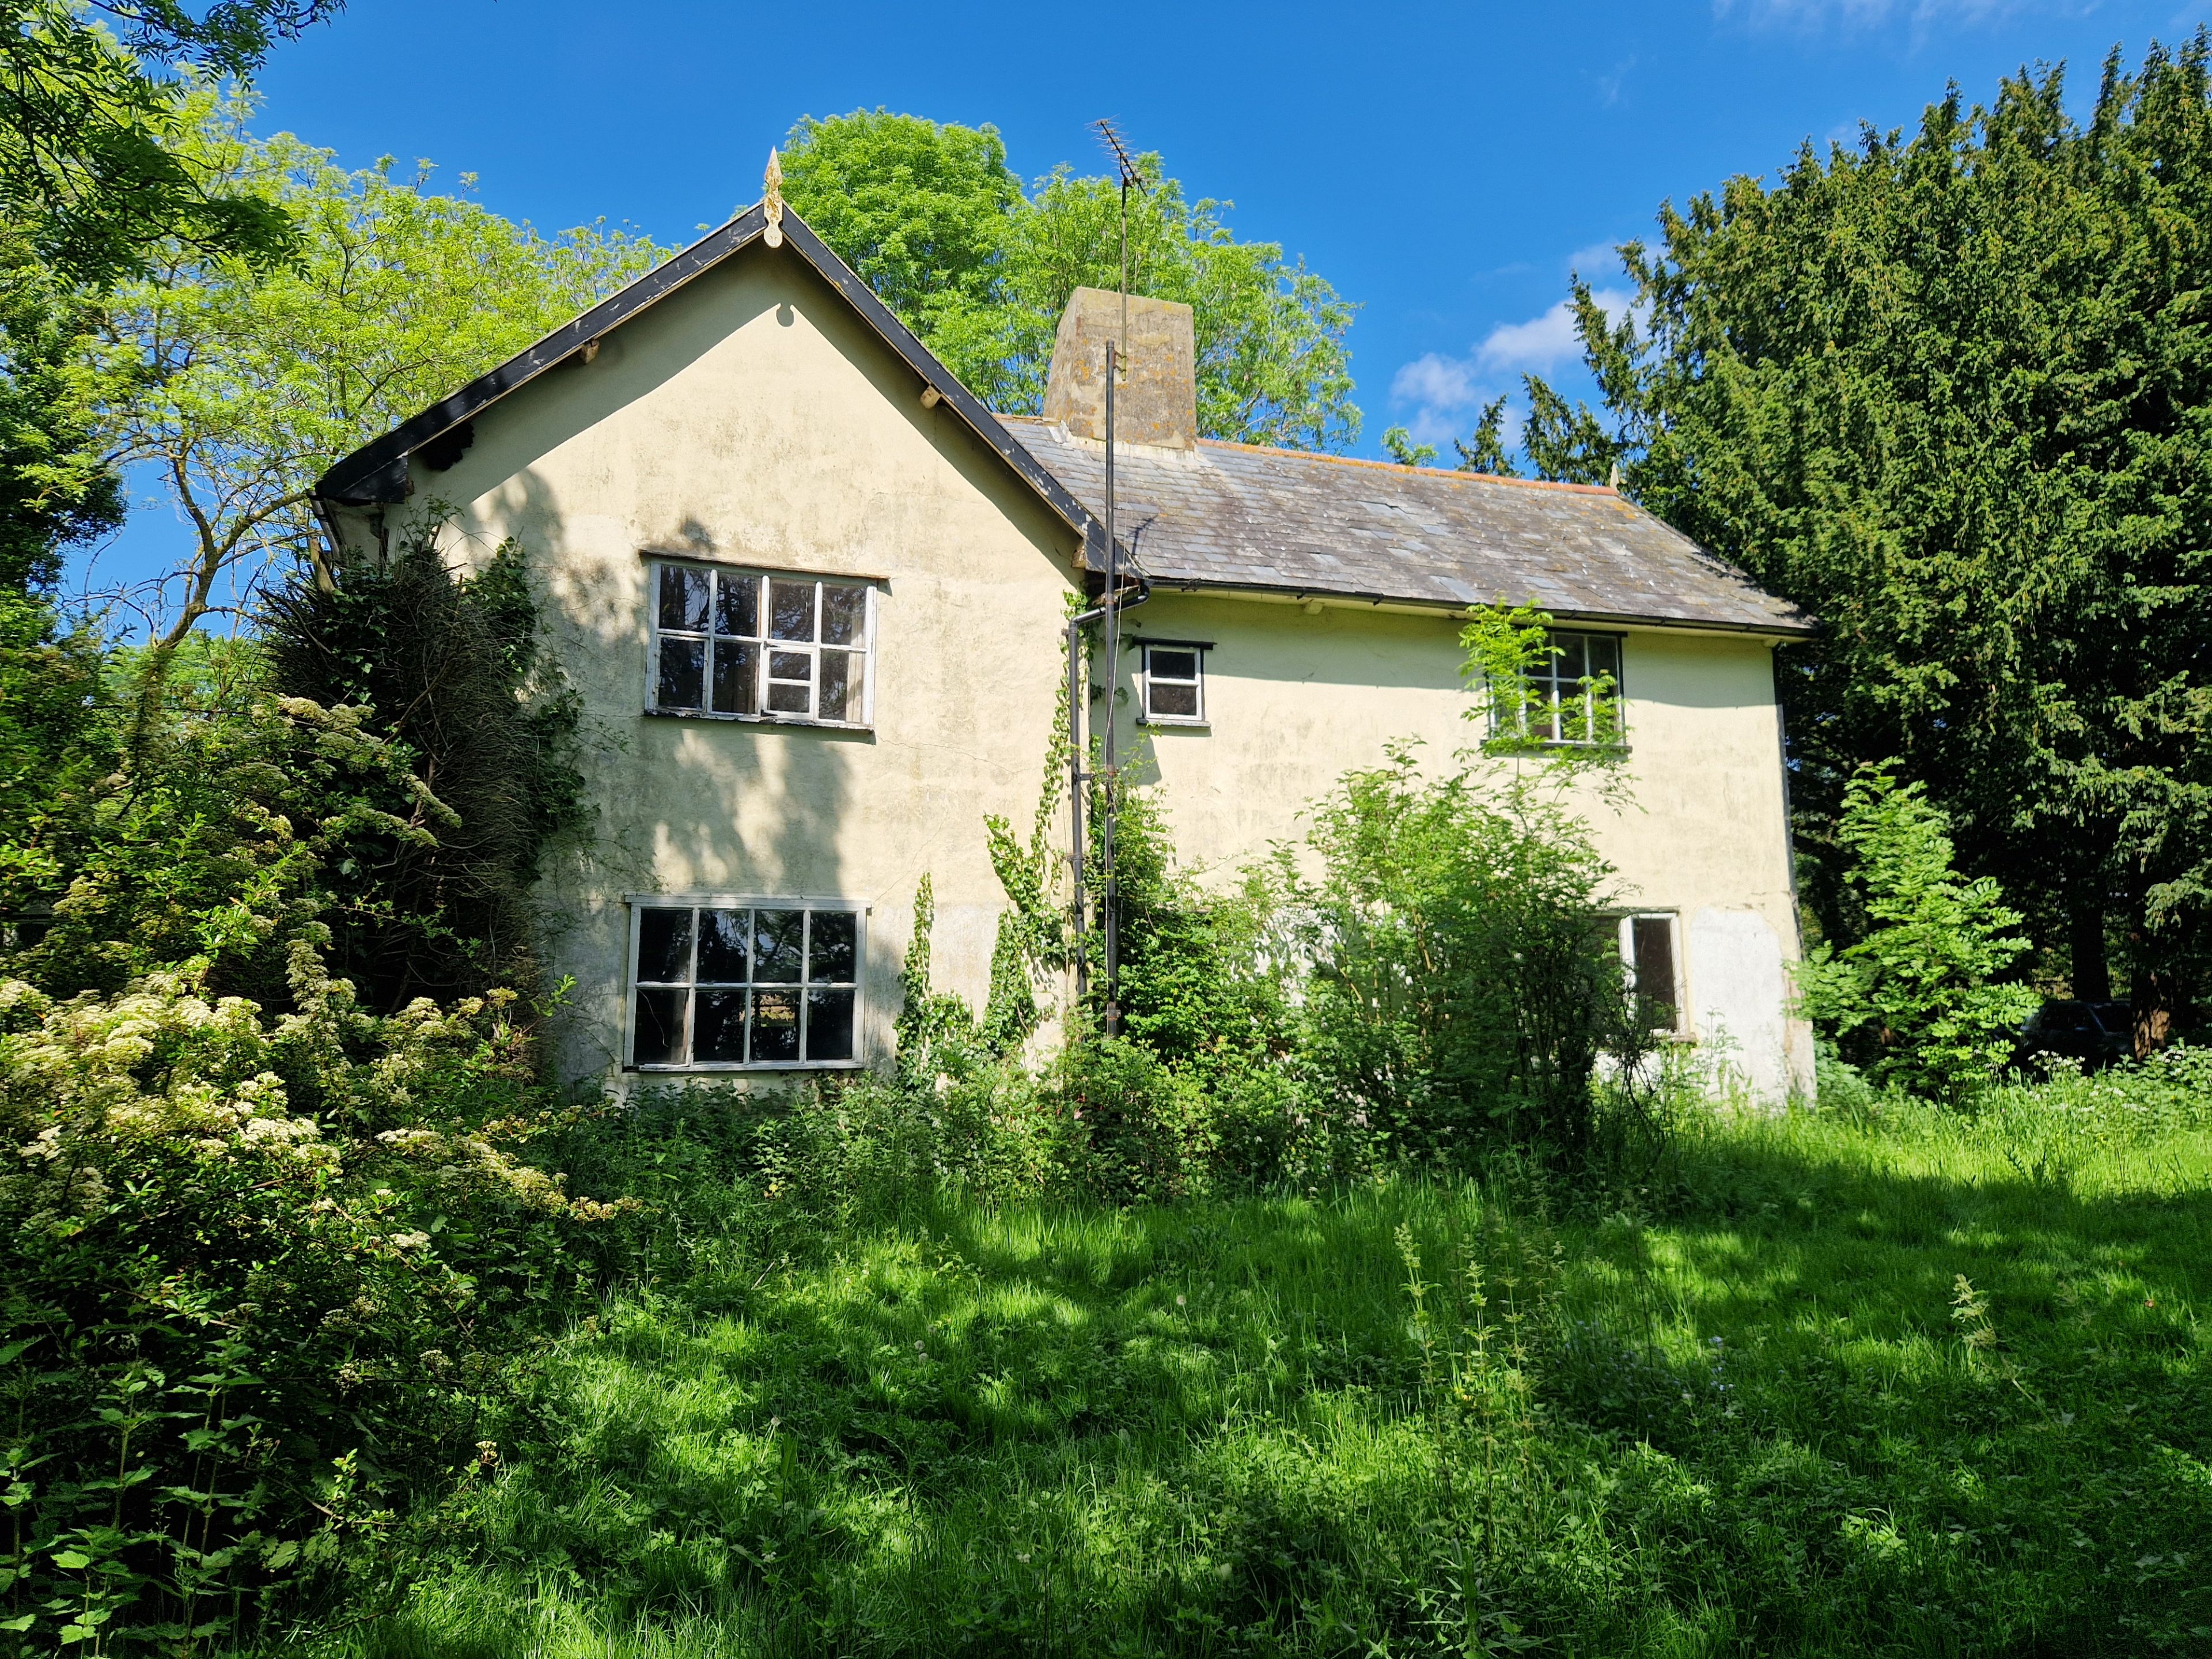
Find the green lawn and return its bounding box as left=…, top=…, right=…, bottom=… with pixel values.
left=335, top=1102, right=2212, bottom=1658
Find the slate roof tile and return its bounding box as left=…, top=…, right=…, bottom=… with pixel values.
left=1005, top=419, right=1813, bottom=636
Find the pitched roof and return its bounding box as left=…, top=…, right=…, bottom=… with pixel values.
left=1005, top=418, right=1815, bottom=637
left=313, top=205, right=1105, bottom=560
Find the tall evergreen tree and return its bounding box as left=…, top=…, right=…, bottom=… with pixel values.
left=1525, top=40, right=2212, bottom=1042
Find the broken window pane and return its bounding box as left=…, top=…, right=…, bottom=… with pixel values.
left=809, top=910, right=857, bottom=982
left=659, top=565, right=709, bottom=631
left=632, top=987, right=687, bottom=1065
left=658, top=638, right=705, bottom=710
left=637, top=908, right=693, bottom=983
left=753, top=910, right=805, bottom=982
left=822, top=584, right=866, bottom=646
left=716, top=572, right=760, bottom=638
left=692, top=990, right=748, bottom=1062
left=712, top=640, right=759, bottom=715
left=696, top=908, right=749, bottom=981
left=819, top=650, right=858, bottom=722
left=770, top=579, right=816, bottom=641
left=751, top=989, right=801, bottom=1061
left=806, top=988, right=855, bottom=1060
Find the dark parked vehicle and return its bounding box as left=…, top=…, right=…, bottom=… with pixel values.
left=2015, top=999, right=2135, bottom=1071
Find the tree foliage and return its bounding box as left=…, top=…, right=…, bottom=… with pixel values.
left=108, top=96, right=666, bottom=645
left=780, top=109, right=1361, bottom=450
left=1533, top=40, right=2212, bottom=1038
left=0, top=0, right=338, bottom=282
left=1795, top=764, right=2039, bottom=1099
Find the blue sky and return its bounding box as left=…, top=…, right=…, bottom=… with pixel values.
left=83, top=0, right=2212, bottom=603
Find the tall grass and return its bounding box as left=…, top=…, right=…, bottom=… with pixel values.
left=321, top=1094, right=2212, bottom=1658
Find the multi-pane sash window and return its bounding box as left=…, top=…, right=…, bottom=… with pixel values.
left=630, top=902, right=862, bottom=1068
left=1493, top=630, right=1623, bottom=745
left=650, top=563, right=871, bottom=725
left=1140, top=643, right=1206, bottom=724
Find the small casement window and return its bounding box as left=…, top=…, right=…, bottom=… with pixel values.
left=629, top=900, right=863, bottom=1069
left=1619, top=912, right=1683, bottom=1033
left=1494, top=630, right=1623, bottom=745
left=648, top=562, right=872, bottom=726
left=1139, top=642, right=1206, bottom=724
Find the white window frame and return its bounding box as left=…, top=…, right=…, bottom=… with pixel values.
left=1137, top=640, right=1208, bottom=726
left=624, top=893, right=868, bottom=1071
left=1491, top=628, right=1625, bottom=748
left=1618, top=911, right=1689, bottom=1037
left=644, top=559, right=877, bottom=730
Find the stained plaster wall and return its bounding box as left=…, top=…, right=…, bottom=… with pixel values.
left=1108, top=591, right=1816, bottom=1103
left=327, top=243, right=1084, bottom=1092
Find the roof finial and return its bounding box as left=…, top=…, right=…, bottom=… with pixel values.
left=763, top=148, right=785, bottom=247
left=1607, top=457, right=1622, bottom=491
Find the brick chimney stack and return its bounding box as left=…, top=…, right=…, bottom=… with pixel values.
left=1041, top=287, right=1197, bottom=450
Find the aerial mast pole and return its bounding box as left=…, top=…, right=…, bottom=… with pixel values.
left=1094, top=117, right=1143, bottom=1038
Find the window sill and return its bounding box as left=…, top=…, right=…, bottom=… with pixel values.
left=646, top=707, right=873, bottom=734
left=1482, top=739, right=1631, bottom=756
left=1138, top=716, right=1210, bottom=730
left=628, top=1060, right=866, bottom=1073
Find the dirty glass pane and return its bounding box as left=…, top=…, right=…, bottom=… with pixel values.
left=692, top=991, right=748, bottom=1062
left=767, top=680, right=810, bottom=715
left=696, top=908, right=749, bottom=982
left=657, top=638, right=705, bottom=710
left=806, top=988, right=855, bottom=1061
left=753, top=910, right=805, bottom=982
left=712, top=641, right=759, bottom=715
left=659, top=565, right=709, bottom=631
left=632, top=987, right=687, bottom=1065
left=1632, top=916, right=1677, bottom=1027
left=821, top=584, right=866, bottom=646
left=1149, top=682, right=1198, bottom=718
left=636, top=907, right=694, bottom=983
left=1150, top=649, right=1197, bottom=683
left=715, top=572, right=760, bottom=638
left=819, top=650, right=858, bottom=722
left=751, top=989, right=801, bottom=1061
left=809, top=911, right=857, bottom=983
left=770, top=579, right=817, bottom=641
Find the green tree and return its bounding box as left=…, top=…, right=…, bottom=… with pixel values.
left=1531, top=41, right=2212, bottom=1041
left=105, top=97, right=665, bottom=647
left=1794, top=764, right=2039, bottom=1099
left=780, top=109, right=1361, bottom=449
left=2, top=0, right=340, bottom=282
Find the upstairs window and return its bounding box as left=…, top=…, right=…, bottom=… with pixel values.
left=1139, top=642, right=1207, bottom=725
left=649, top=562, right=872, bottom=726
left=629, top=899, right=862, bottom=1069
left=1491, top=629, right=1623, bottom=746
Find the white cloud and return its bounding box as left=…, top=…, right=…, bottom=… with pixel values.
left=1713, top=0, right=2039, bottom=30
left=1389, top=353, right=1480, bottom=414
left=1387, top=286, right=1636, bottom=453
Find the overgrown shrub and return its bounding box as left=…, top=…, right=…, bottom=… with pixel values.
left=261, top=524, right=585, bottom=1012
left=0, top=935, right=631, bottom=1652
left=1794, top=762, right=2038, bottom=1100
left=1282, top=745, right=1641, bottom=1170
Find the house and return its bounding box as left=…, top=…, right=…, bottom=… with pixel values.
left=315, top=183, right=1818, bottom=1105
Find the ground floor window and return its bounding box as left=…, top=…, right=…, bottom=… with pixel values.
left=628, top=899, right=863, bottom=1069
left=1619, top=911, right=1683, bottom=1033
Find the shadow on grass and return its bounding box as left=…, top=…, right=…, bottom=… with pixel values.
left=341, top=1120, right=2212, bottom=1659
